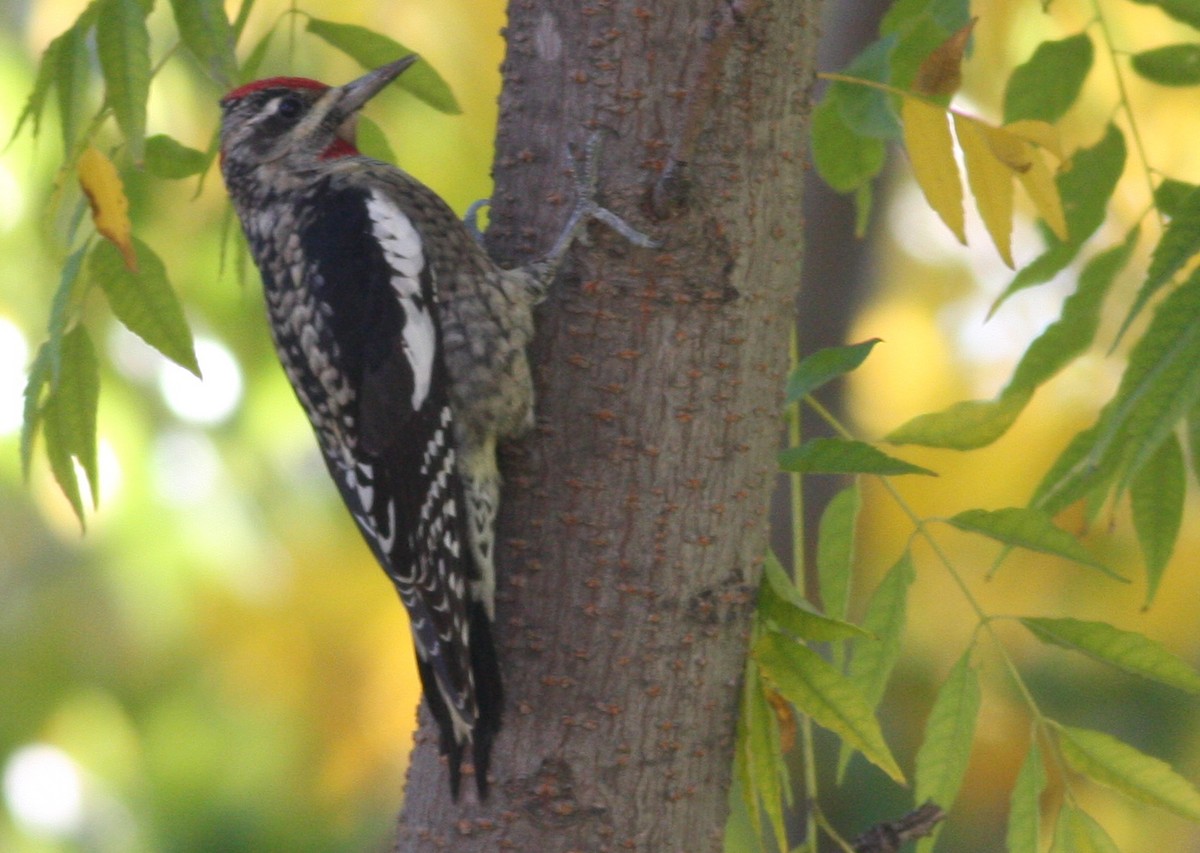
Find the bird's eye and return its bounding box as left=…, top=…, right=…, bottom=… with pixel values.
left=276, top=95, right=304, bottom=119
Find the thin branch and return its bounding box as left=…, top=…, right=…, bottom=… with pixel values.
left=851, top=802, right=946, bottom=853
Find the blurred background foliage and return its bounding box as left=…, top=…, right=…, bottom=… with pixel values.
left=0, top=0, right=1198, bottom=851
left=2, top=1, right=504, bottom=850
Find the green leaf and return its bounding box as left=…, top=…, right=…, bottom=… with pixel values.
left=887, top=393, right=1030, bottom=449
left=914, top=650, right=981, bottom=853
left=231, top=0, right=256, bottom=40
left=778, top=438, right=937, bottom=476
left=41, top=325, right=101, bottom=527
left=816, top=484, right=861, bottom=626
left=732, top=678, right=759, bottom=844
left=9, top=29, right=63, bottom=145
left=1031, top=416, right=1120, bottom=516
left=739, top=663, right=787, bottom=852
left=96, top=0, right=151, bottom=163
left=755, top=632, right=904, bottom=783
left=1109, top=268, right=1200, bottom=485
left=836, top=38, right=901, bottom=139
left=42, top=398, right=86, bottom=526
left=882, top=0, right=973, bottom=40
left=1057, top=724, right=1200, bottom=821
left=811, top=93, right=887, bottom=193
left=946, top=507, right=1122, bottom=579
left=304, top=18, right=460, bottom=114
left=190, top=126, right=224, bottom=200
left=847, top=552, right=914, bottom=708
left=759, top=552, right=869, bottom=642
left=46, top=245, right=91, bottom=380
left=1156, top=179, right=1199, bottom=216
left=997, top=123, right=1126, bottom=309
left=1006, top=738, right=1046, bottom=853
left=1131, top=433, right=1185, bottom=605
left=1118, top=185, right=1200, bottom=344
left=786, top=339, right=882, bottom=404
left=891, top=230, right=1137, bottom=450
left=1188, top=398, right=1200, bottom=485
left=89, top=238, right=200, bottom=376
left=169, top=0, right=237, bottom=88
left=1049, top=804, right=1120, bottom=853
left=21, top=344, right=54, bottom=480
left=1132, top=43, right=1200, bottom=85
left=1022, top=616, right=1200, bottom=693
left=1129, top=0, right=1200, bottom=30
left=1010, top=229, right=1138, bottom=391
left=143, top=134, right=208, bottom=179
left=838, top=551, right=915, bottom=781
left=1003, top=33, right=1094, bottom=124
left=54, top=18, right=91, bottom=159
left=880, top=0, right=972, bottom=91
left=354, top=114, right=397, bottom=164
left=724, top=773, right=767, bottom=853
left=8, top=4, right=100, bottom=148
left=237, top=28, right=275, bottom=85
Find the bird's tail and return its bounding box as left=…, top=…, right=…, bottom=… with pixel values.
left=414, top=598, right=504, bottom=800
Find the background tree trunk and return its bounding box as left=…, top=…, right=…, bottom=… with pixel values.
left=397, top=2, right=817, bottom=849
left=771, top=0, right=890, bottom=598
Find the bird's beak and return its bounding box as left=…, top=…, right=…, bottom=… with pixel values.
left=335, top=55, right=420, bottom=115
left=329, top=55, right=418, bottom=151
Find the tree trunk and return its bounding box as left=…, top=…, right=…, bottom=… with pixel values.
left=397, top=2, right=817, bottom=849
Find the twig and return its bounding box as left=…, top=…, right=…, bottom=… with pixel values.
left=851, top=802, right=946, bottom=853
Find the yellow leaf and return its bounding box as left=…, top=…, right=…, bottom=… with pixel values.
left=1018, top=146, right=1069, bottom=241
left=954, top=115, right=1015, bottom=267
left=764, top=688, right=797, bottom=753
left=902, top=97, right=965, bottom=244
left=78, top=147, right=138, bottom=271
left=914, top=18, right=977, bottom=98
left=1001, top=119, right=1070, bottom=238
left=981, top=124, right=1033, bottom=173
left=1004, top=119, right=1064, bottom=160
left=971, top=120, right=1068, bottom=242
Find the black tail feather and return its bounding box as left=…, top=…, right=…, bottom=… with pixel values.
left=412, top=603, right=503, bottom=800
left=468, top=599, right=504, bottom=798
left=414, top=655, right=465, bottom=799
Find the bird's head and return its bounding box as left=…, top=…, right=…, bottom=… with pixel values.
left=218, top=55, right=417, bottom=172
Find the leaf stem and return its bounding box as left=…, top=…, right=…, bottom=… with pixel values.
left=789, top=324, right=819, bottom=853
left=804, top=397, right=1054, bottom=755
left=1088, top=0, right=1164, bottom=229
left=812, top=800, right=857, bottom=852
left=788, top=326, right=807, bottom=585
left=800, top=714, right=819, bottom=852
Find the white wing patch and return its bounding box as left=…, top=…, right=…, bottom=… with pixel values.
left=364, top=189, right=436, bottom=411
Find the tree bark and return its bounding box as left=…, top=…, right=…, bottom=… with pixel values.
left=397, top=2, right=817, bottom=849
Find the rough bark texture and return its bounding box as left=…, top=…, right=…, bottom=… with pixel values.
left=397, top=2, right=817, bottom=850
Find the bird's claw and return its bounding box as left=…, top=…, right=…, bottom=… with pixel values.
left=463, top=198, right=490, bottom=247
left=545, top=131, right=660, bottom=266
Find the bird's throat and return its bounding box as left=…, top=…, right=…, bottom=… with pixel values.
left=320, top=138, right=359, bottom=159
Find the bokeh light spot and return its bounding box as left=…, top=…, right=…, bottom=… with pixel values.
left=152, top=428, right=221, bottom=506
left=0, top=316, right=30, bottom=437
left=3, top=744, right=84, bottom=838
left=158, top=337, right=243, bottom=425
left=0, top=161, right=25, bottom=232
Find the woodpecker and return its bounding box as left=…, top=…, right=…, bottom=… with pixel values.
left=219, top=55, right=653, bottom=798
